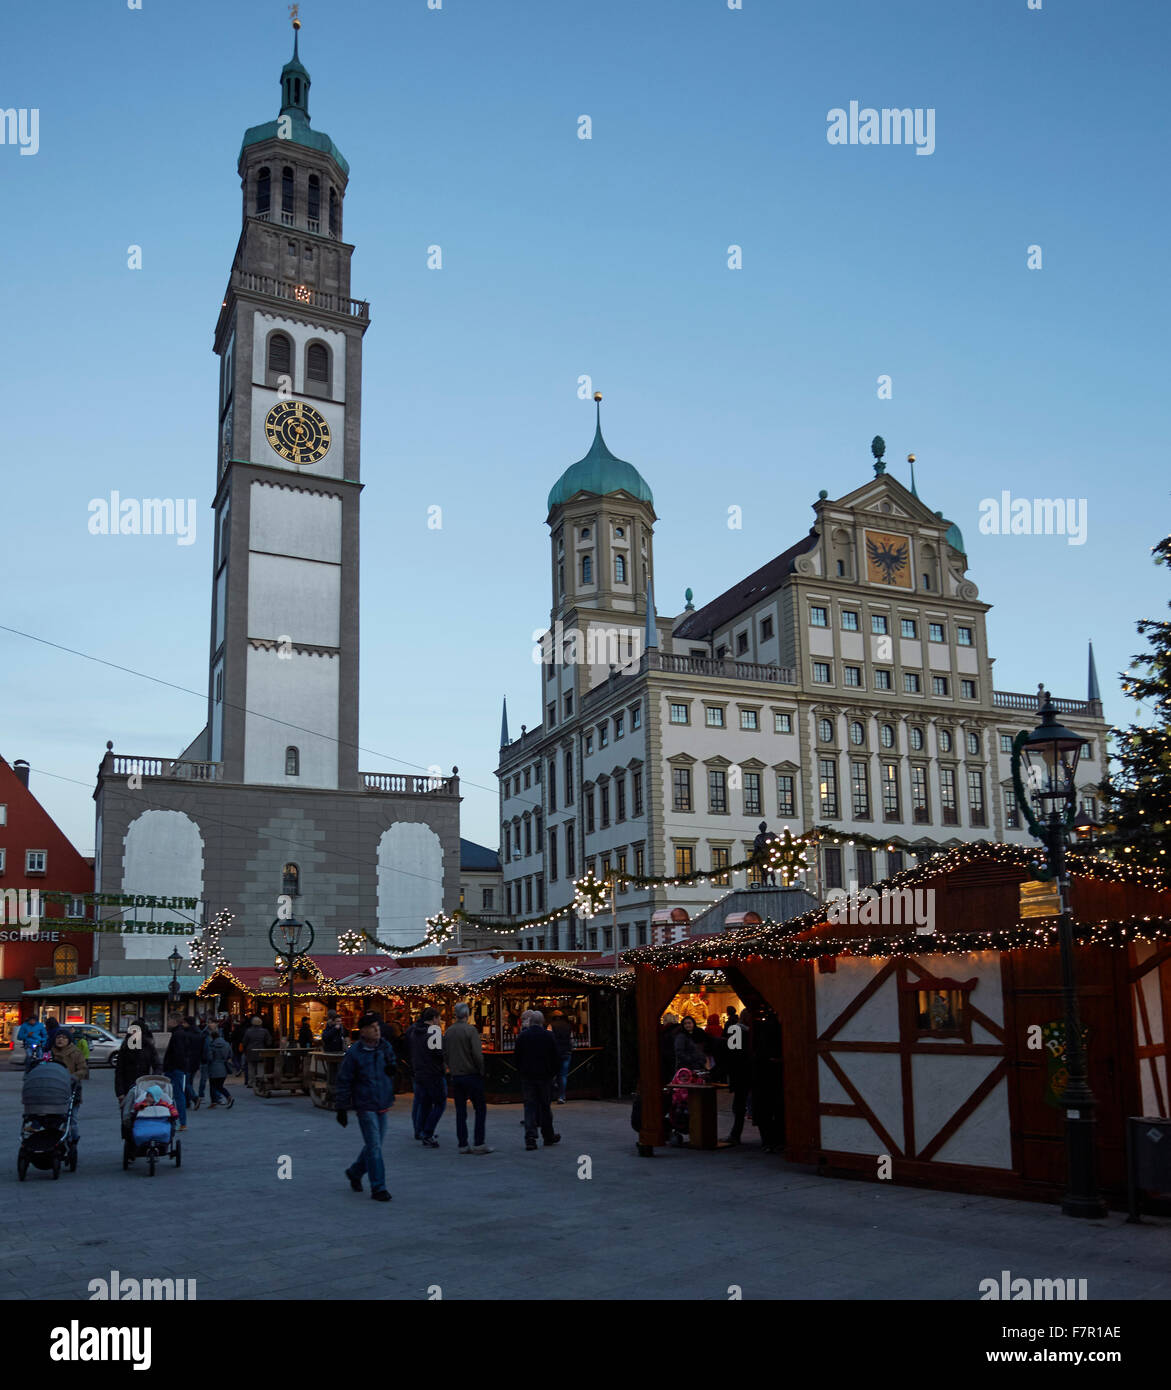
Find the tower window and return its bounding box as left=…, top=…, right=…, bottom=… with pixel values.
left=307, top=175, right=320, bottom=229
left=329, top=187, right=338, bottom=237
left=294, top=78, right=301, bottom=105
left=581, top=555, right=593, bottom=584
left=282, top=863, right=300, bottom=896
left=268, top=333, right=291, bottom=376
left=615, top=554, right=626, bottom=583
left=285, top=746, right=300, bottom=776
left=306, top=343, right=329, bottom=385
left=256, top=167, right=271, bottom=216
left=282, top=166, right=295, bottom=216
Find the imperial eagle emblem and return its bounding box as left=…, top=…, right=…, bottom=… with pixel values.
left=866, top=535, right=909, bottom=584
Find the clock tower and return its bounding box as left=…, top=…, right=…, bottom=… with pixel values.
left=206, top=18, right=369, bottom=789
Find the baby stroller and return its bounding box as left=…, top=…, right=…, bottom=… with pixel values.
left=122, top=1075, right=182, bottom=1176
left=666, top=1067, right=698, bottom=1147
left=18, top=1058, right=77, bottom=1179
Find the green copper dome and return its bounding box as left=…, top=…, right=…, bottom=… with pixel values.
left=935, top=511, right=965, bottom=555
left=239, top=29, right=349, bottom=176
left=547, top=423, right=654, bottom=511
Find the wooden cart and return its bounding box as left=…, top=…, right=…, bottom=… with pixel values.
left=251, top=1048, right=312, bottom=1098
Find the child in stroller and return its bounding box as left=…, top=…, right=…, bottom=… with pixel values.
left=121, top=1075, right=182, bottom=1175
left=18, top=1057, right=77, bottom=1179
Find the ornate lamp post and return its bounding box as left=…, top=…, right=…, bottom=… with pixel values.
left=268, top=915, right=315, bottom=1050
left=1011, top=694, right=1107, bottom=1218
left=167, top=948, right=183, bottom=1010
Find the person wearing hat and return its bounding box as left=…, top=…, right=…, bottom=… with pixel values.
left=334, top=1013, right=397, bottom=1202
left=50, top=1027, right=88, bottom=1149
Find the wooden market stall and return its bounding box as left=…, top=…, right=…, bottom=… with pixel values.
left=627, top=842, right=1171, bottom=1206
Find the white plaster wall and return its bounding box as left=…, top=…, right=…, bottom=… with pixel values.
left=121, top=811, right=205, bottom=961
left=963, top=953, right=1006, bottom=1038
left=912, top=1054, right=1011, bottom=1165
left=251, top=311, right=346, bottom=398
left=815, top=961, right=898, bottom=1040
left=247, top=553, right=340, bottom=648
left=957, top=646, right=979, bottom=674
left=250, top=481, right=342, bottom=563
left=807, top=627, right=834, bottom=657
left=377, top=824, right=444, bottom=948
left=823, top=1051, right=904, bottom=1146
left=818, top=1057, right=850, bottom=1105
left=243, top=647, right=338, bottom=787
left=1136, top=945, right=1169, bottom=1116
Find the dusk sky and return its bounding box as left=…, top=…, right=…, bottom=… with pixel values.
left=3, top=0, right=1167, bottom=855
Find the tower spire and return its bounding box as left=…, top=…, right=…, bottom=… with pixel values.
left=280, top=6, right=311, bottom=119
left=1087, top=641, right=1101, bottom=706
left=500, top=696, right=510, bottom=748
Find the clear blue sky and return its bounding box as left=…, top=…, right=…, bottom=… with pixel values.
left=3, top=0, right=1167, bottom=855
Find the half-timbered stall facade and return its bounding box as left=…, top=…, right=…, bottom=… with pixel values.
left=628, top=843, right=1171, bottom=1203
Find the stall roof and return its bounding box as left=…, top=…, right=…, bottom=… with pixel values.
left=337, top=955, right=630, bottom=995
left=24, top=975, right=191, bottom=999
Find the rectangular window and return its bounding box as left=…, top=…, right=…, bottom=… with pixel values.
left=711, top=846, right=730, bottom=886
left=525, top=878, right=534, bottom=912
left=760, top=616, right=774, bottom=641
left=481, top=888, right=494, bottom=911
left=616, top=851, right=627, bottom=893
left=615, top=713, right=625, bottom=738
left=841, top=611, right=859, bottom=632
left=777, top=774, right=795, bottom=818
left=901, top=618, right=917, bottom=638
left=598, top=723, right=609, bottom=748
left=669, top=703, right=689, bottom=725
left=547, top=702, right=556, bottom=727
left=843, top=666, right=862, bottom=687
left=961, top=679, right=976, bottom=700
left=911, top=766, right=929, bottom=823
left=672, top=767, right=692, bottom=812
left=65, top=896, right=85, bottom=920
left=675, top=845, right=694, bottom=877
left=904, top=673, right=921, bottom=694
left=708, top=768, right=727, bottom=813
left=615, top=775, right=626, bottom=822
left=634, top=844, right=644, bottom=878
left=585, top=733, right=594, bottom=756
left=600, top=854, right=611, bottom=883
left=874, top=669, right=892, bottom=691
left=819, top=758, right=839, bottom=818
left=547, top=762, right=557, bottom=811
left=744, top=772, right=762, bottom=816
left=887, top=849, right=904, bottom=876
left=565, top=751, right=574, bottom=804
left=705, top=706, right=725, bottom=728
left=957, top=626, right=973, bottom=646
left=548, top=828, right=559, bottom=881
left=967, top=769, right=986, bottom=826
left=1004, top=789, right=1019, bottom=829
left=564, top=692, right=574, bottom=717
left=882, top=763, right=900, bottom=821
left=856, top=847, right=875, bottom=887
left=872, top=615, right=888, bottom=635
left=851, top=761, right=870, bottom=818
left=566, top=825, right=576, bottom=878
left=524, top=768, right=531, bottom=789
left=941, top=767, right=958, bottom=825
left=26, top=850, right=47, bottom=874
left=824, top=847, right=843, bottom=890
left=813, top=661, right=832, bottom=684
left=585, top=791, right=595, bottom=834
left=524, top=820, right=532, bottom=857
left=736, top=631, right=749, bottom=655
left=810, top=606, right=828, bottom=627
left=600, top=785, right=610, bottom=827
left=632, top=769, right=643, bottom=817
left=739, top=708, right=759, bottom=730
left=631, top=704, right=641, bottom=729
left=1000, top=734, right=1013, bottom=754
left=774, top=712, right=792, bottom=734
left=929, top=622, right=945, bottom=643
left=932, top=676, right=949, bottom=697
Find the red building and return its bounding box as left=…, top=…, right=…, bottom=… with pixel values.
left=0, top=756, right=95, bottom=1047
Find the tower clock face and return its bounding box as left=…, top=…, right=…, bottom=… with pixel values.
left=264, top=400, right=331, bottom=465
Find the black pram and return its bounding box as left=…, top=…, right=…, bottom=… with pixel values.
left=19, top=1059, right=77, bottom=1179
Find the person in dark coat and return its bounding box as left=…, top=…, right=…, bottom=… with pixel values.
left=335, top=1013, right=397, bottom=1201
left=43, top=1015, right=62, bottom=1051
left=228, top=1018, right=247, bottom=1074
left=240, top=1016, right=272, bottom=1086
left=405, top=1008, right=445, bottom=1146
left=750, top=1008, right=785, bottom=1152
left=207, top=1026, right=235, bottom=1108
left=513, top=1010, right=561, bottom=1150
left=115, top=1019, right=160, bottom=1105
left=673, top=1016, right=710, bottom=1073
left=297, top=1015, right=313, bottom=1049
left=658, top=1015, right=681, bottom=1085
left=320, top=1011, right=346, bottom=1053
left=549, top=1011, right=574, bottom=1103
left=722, top=1009, right=752, bottom=1145
left=163, top=1015, right=203, bottom=1129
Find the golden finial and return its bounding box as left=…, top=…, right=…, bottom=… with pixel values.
left=593, top=391, right=602, bottom=402
left=290, top=4, right=301, bottom=29
left=907, top=453, right=915, bottom=463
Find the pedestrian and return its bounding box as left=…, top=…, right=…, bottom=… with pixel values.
left=181, top=1016, right=202, bottom=1109
left=442, top=1002, right=492, bottom=1155
left=240, top=1015, right=272, bottom=1087
left=206, top=1025, right=235, bottom=1108
left=674, top=1015, right=710, bottom=1073
left=16, top=1014, right=47, bottom=1071
left=405, top=1007, right=446, bottom=1147
left=115, top=1018, right=160, bottom=1105
left=50, top=1027, right=88, bottom=1148
left=513, top=1009, right=561, bottom=1151
left=162, top=1014, right=201, bottom=1130
left=193, top=1015, right=211, bottom=1108
left=44, top=1014, right=62, bottom=1051
left=549, top=1010, right=574, bottom=1103
left=229, top=1017, right=247, bottom=1076
left=320, top=1011, right=346, bottom=1053
left=722, top=1009, right=752, bottom=1146
left=334, top=1012, right=396, bottom=1202
left=297, top=1015, right=313, bottom=1049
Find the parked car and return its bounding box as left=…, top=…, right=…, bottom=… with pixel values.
left=62, top=1024, right=123, bottom=1067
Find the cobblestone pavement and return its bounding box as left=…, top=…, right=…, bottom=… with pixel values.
left=3, top=1066, right=1169, bottom=1301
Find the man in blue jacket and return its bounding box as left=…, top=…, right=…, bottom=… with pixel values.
left=335, top=1013, right=396, bottom=1202
left=513, top=1010, right=561, bottom=1151
left=16, top=1015, right=47, bottom=1071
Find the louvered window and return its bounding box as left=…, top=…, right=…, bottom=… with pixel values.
left=256, top=167, right=271, bottom=214
left=307, top=343, right=329, bottom=383
left=268, top=334, right=291, bottom=375
left=307, top=175, right=320, bottom=226
left=281, top=166, right=295, bottom=214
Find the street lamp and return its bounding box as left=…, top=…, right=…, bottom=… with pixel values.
left=268, top=915, right=315, bottom=1050
left=168, top=948, right=182, bottom=1007
left=1011, top=693, right=1107, bottom=1218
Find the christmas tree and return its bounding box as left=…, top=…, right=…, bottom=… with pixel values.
left=1096, top=530, right=1171, bottom=869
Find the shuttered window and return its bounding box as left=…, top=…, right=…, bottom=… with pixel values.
left=268, top=334, right=291, bottom=375
left=256, top=167, right=271, bottom=214
left=281, top=166, right=295, bottom=214
left=306, top=343, right=329, bottom=382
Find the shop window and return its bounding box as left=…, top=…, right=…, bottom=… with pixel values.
left=905, top=977, right=976, bottom=1041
